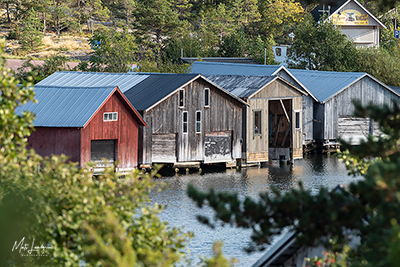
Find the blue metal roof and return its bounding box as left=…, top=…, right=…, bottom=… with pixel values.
left=287, top=69, right=366, bottom=102
left=37, top=72, right=150, bottom=93
left=390, top=86, right=400, bottom=96
left=204, top=75, right=277, bottom=98
left=190, top=61, right=281, bottom=76
left=16, top=86, right=116, bottom=127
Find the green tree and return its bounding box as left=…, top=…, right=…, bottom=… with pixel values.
left=72, top=0, right=111, bottom=34
left=81, top=28, right=136, bottom=72
left=188, top=99, right=400, bottom=266
left=16, top=54, right=76, bottom=83
left=133, top=0, right=186, bottom=62
left=49, top=0, right=72, bottom=35
left=136, top=59, right=191, bottom=74
left=163, top=33, right=203, bottom=61
left=356, top=47, right=400, bottom=87
left=19, top=8, right=43, bottom=51
left=287, top=14, right=359, bottom=72
left=0, top=45, right=191, bottom=266
left=258, top=0, right=304, bottom=40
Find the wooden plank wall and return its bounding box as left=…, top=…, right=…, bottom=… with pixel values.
left=246, top=79, right=304, bottom=162
left=323, top=77, right=399, bottom=141
left=272, top=69, right=314, bottom=144
left=246, top=99, right=269, bottom=162
left=141, top=78, right=243, bottom=165
left=81, top=92, right=142, bottom=168
left=292, top=96, right=303, bottom=159
left=27, top=127, right=81, bottom=163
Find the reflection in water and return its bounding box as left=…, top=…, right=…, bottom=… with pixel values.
left=149, top=154, right=361, bottom=266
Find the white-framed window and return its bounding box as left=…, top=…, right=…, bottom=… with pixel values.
left=103, top=112, right=118, bottom=121
left=179, top=89, right=185, bottom=108
left=196, top=111, right=201, bottom=134
left=295, top=111, right=301, bottom=129
left=254, top=110, right=261, bottom=135
left=204, top=88, right=210, bottom=107
left=182, top=111, right=188, bottom=133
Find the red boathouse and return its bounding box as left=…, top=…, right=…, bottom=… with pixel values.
left=17, top=86, right=146, bottom=170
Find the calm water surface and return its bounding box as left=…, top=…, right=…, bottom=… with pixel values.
left=149, top=154, right=362, bottom=266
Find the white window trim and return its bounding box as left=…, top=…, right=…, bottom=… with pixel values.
left=103, top=112, right=118, bottom=121
left=254, top=110, right=262, bottom=135
left=178, top=89, right=185, bottom=108
left=196, top=111, right=201, bottom=134
left=182, top=111, right=188, bottom=134
left=295, top=111, right=301, bottom=129
left=204, top=88, right=210, bottom=108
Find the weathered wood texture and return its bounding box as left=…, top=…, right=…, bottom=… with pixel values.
left=338, top=117, right=381, bottom=145
left=152, top=134, right=177, bottom=163
left=140, top=78, right=243, bottom=165
left=275, top=69, right=314, bottom=143
left=292, top=96, right=303, bottom=159
left=245, top=79, right=303, bottom=162
left=27, top=127, right=81, bottom=163
left=318, top=77, right=399, bottom=141
left=81, top=91, right=142, bottom=168
left=204, top=131, right=232, bottom=163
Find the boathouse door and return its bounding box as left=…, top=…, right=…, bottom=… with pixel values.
left=268, top=99, right=292, bottom=160
left=91, top=139, right=116, bottom=167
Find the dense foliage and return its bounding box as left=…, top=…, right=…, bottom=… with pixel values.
left=0, top=49, right=192, bottom=266
left=188, top=99, right=400, bottom=266
left=287, top=13, right=400, bottom=87
left=4, top=0, right=400, bottom=77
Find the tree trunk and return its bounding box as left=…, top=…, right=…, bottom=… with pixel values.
left=43, top=13, right=47, bottom=34
left=6, top=1, right=11, bottom=23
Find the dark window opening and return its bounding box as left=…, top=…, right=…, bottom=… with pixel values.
left=254, top=110, right=261, bottom=135
left=205, top=88, right=210, bottom=107
left=295, top=112, right=300, bottom=129
left=196, top=111, right=201, bottom=133
left=183, top=111, right=188, bottom=133
left=179, top=89, right=184, bottom=108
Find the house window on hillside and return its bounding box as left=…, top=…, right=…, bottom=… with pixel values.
left=183, top=111, right=188, bottom=133
left=275, top=48, right=282, bottom=56
left=196, top=111, right=201, bottom=134
left=254, top=110, right=261, bottom=135
left=104, top=112, right=118, bottom=121
left=205, top=88, right=210, bottom=107
left=179, top=89, right=185, bottom=108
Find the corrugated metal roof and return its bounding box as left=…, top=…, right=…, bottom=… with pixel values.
left=16, top=86, right=116, bottom=127
left=287, top=69, right=366, bottom=102
left=190, top=61, right=281, bottom=76
left=123, top=73, right=200, bottom=110
left=181, top=57, right=260, bottom=65
left=390, top=86, right=400, bottom=95
left=37, top=72, right=150, bottom=93
left=204, top=75, right=276, bottom=98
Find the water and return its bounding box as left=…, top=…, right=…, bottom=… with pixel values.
left=149, top=154, right=362, bottom=266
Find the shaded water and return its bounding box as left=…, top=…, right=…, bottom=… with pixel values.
left=149, top=154, right=362, bottom=266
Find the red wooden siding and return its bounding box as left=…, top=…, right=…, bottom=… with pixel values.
left=80, top=91, right=142, bottom=168
left=27, top=127, right=81, bottom=162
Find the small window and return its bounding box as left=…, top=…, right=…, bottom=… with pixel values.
left=196, top=111, right=201, bottom=133
left=275, top=47, right=282, bottom=57
left=254, top=110, right=261, bottom=135
left=183, top=111, right=188, bottom=133
left=204, top=88, right=210, bottom=107
left=104, top=112, right=118, bottom=121
left=295, top=112, right=300, bottom=129
left=179, top=89, right=185, bottom=108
